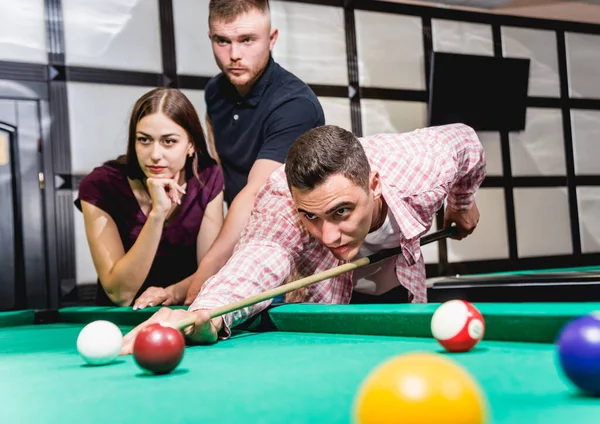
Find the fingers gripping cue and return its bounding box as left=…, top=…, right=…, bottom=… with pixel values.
left=170, top=226, right=459, bottom=331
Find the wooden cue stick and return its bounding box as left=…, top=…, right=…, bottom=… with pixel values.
left=171, top=225, right=459, bottom=330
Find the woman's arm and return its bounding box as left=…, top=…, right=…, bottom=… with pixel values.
left=132, top=191, right=225, bottom=309
left=197, top=191, right=225, bottom=263
left=81, top=200, right=166, bottom=306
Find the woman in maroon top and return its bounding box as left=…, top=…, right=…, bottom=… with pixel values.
left=75, top=88, right=224, bottom=308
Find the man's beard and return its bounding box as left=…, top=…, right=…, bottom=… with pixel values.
left=222, top=54, right=269, bottom=91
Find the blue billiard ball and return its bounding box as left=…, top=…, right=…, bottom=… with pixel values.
left=557, top=313, right=600, bottom=396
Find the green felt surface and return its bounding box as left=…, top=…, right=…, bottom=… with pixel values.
left=58, top=305, right=187, bottom=325
left=1, top=322, right=600, bottom=424
left=53, top=303, right=600, bottom=344
left=457, top=265, right=600, bottom=278
left=0, top=310, right=34, bottom=327
left=268, top=303, right=600, bottom=343
left=3, top=304, right=600, bottom=423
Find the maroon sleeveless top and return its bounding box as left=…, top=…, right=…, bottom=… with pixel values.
left=75, top=161, right=224, bottom=306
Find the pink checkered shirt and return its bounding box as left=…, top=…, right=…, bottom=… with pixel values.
left=189, top=124, right=486, bottom=332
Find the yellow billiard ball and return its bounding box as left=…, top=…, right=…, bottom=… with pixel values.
left=353, top=352, right=488, bottom=424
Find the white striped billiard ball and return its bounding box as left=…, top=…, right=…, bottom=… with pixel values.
left=431, top=300, right=485, bottom=352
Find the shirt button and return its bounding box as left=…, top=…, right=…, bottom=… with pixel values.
left=233, top=114, right=239, bottom=120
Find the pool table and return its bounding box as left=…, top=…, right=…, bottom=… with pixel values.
left=429, top=265, right=600, bottom=303
left=2, top=302, right=600, bottom=423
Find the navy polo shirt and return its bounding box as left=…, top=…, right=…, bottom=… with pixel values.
left=205, top=56, right=325, bottom=205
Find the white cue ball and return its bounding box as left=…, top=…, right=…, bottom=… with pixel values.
left=77, top=320, right=123, bottom=365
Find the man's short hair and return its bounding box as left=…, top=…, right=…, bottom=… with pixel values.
left=285, top=125, right=371, bottom=192
left=209, top=0, right=270, bottom=25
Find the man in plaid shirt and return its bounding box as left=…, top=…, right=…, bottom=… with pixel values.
left=121, top=123, right=485, bottom=352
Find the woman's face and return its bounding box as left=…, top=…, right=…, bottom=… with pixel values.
left=134, top=112, right=193, bottom=180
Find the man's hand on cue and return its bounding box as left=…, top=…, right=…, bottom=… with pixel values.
left=444, top=202, right=480, bottom=240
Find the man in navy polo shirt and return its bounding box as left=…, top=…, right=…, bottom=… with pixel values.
left=132, top=0, right=324, bottom=309
left=181, top=0, right=324, bottom=304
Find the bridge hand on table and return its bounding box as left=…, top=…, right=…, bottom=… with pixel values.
left=120, top=307, right=220, bottom=355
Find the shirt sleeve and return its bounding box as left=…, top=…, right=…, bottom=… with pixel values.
left=187, top=177, right=304, bottom=336
left=360, top=123, right=485, bottom=268
left=441, top=124, right=487, bottom=211
left=256, top=97, right=324, bottom=164
left=387, top=123, right=486, bottom=214
left=74, top=168, right=114, bottom=216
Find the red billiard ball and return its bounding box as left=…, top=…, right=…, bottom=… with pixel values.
left=132, top=323, right=185, bottom=374
left=431, top=300, right=485, bottom=352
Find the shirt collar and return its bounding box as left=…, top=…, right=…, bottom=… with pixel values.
left=379, top=181, right=428, bottom=267
left=381, top=182, right=426, bottom=240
